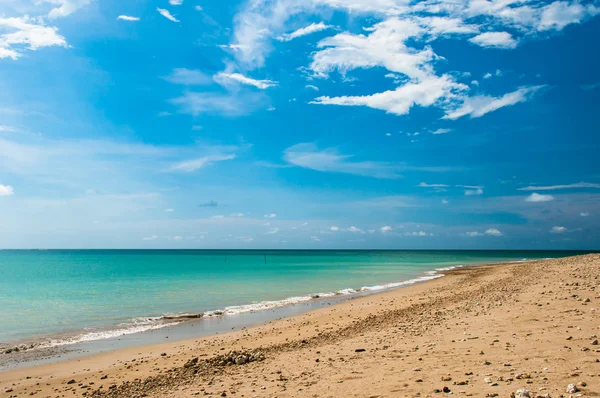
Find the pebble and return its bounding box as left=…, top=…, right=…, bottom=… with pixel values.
left=566, top=384, right=579, bottom=393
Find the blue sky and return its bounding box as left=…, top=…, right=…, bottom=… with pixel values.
left=0, top=0, right=599, bottom=249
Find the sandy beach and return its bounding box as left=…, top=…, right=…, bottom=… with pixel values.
left=1, top=253, right=599, bottom=397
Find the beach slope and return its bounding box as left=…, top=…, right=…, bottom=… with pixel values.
left=2, top=254, right=599, bottom=397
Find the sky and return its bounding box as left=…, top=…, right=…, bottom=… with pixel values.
left=0, top=0, right=599, bottom=249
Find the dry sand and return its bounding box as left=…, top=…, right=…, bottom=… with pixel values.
left=1, top=254, right=599, bottom=398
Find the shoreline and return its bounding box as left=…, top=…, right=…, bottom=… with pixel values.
left=1, top=267, right=452, bottom=371
left=0, top=256, right=558, bottom=371
left=2, top=253, right=599, bottom=398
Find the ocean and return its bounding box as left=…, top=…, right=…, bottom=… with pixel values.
left=0, top=250, right=589, bottom=349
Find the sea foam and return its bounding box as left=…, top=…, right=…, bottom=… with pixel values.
left=33, top=268, right=452, bottom=349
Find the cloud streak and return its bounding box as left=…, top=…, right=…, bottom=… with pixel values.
left=519, top=182, right=600, bottom=191
left=157, top=8, right=180, bottom=23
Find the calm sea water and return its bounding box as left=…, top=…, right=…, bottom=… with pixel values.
left=0, top=250, right=589, bottom=346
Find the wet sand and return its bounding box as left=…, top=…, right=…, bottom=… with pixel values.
left=1, top=254, right=599, bottom=397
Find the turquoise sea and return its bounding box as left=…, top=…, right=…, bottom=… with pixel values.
left=0, top=250, right=591, bottom=348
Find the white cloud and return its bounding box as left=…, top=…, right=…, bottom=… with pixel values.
left=117, top=15, right=140, bottom=21
left=265, top=227, right=280, bottom=234
left=538, top=1, right=599, bottom=31
left=283, top=143, right=403, bottom=179
left=580, top=212, right=590, bottom=217
left=464, top=188, right=484, bottom=196
left=170, top=154, right=236, bottom=172
left=311, top=75, right=467, bottom=116
left=310, top=236, right=321, bottom=242
left=346, top=226, right=365, bottom=233
left=485, top=228, right=503, bottom=236
left=142, top=235, right=159, bottom=241
left=441, top=199, right=449, bottom=204
left=45, top=0, right=91, bottom=19
left=525, top=193, right=555, bottom=202
left=195, top=6, right=203, bottom=11
left=0, top=184, right=14, bottom=196
left=230, top=213, right=245, bottom=217
left=264, top=213, right=277, bottom=219
left=0, top=125, right=17, bottom=132
left=0, top=16, right=68, bottom=60
left=418, top=182, right=448, bottom=188
left=170, top=91, right=268, bottom=116
left=238, top=236, right=254, bottom=243
left=169, top=0, right=184, bottom=5
left=483, top=72, right=492, bottom=79
left=466, top=231, right=483, bottom=237
left=214, top=72, right=278, bottom=89
left=165, top=208, right=174, bottom=212
left=417, top=16, right=479, bottom=37
left=277, top=22, right=333, bottom=41
left=405, top=231, right=429, bottom=237
left=380, top=225, right=392, bottom=233
left=228, top=0, right=599, bottom=75
left=444, top=86, right=545, bottom=120
left=466, top=228, right=503, bottom=237
left=305, top=84, right=319, bottom=91
left=164, top=68, right=212, bottom=85
left=469, top=31, right=518, bottom=49
left=330, top=226, right=339, bottom=231
left=157, top=8, right=180, bottom=23
left=211, top=215, right=225, bottom=219
left=432, top=128, right=451, bottom=135
left=518, top=182, right=600, bottom=191
left=310, top=18, right=432, bottom=80
left=550, top=226, right=566, bottom=234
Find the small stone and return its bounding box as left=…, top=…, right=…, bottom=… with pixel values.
left=67, top=379, right=76, bottom=385
left=591, top=339, right=599, bottom=345
left=566, top=384, right=579, bottom=393
left=442, top=386, right=451, bottom=393
left=354, top=348, right=366, bottom=353
left=441, top=376, right=452, bottom=381
left=513, top=388, right=531, bottom=398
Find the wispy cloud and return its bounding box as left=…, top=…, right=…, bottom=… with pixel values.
left=444, top=86, right=546, bottom=120
left=199, top=201, right=219, bottom=208
left=464, top=187, right=484, bottom=196
left=117, top=15, right=140, bottom=21
left=276, top=22, right=333, bottom=42
left=46, top=0, right=91, bottom=19
left=418, top=182, right=449, bottom=188
left=525, top=193, right=555, bottom=202
left=311, top=75, right=466, bottom=116
left=164, top=69, right=212, bottom=85
left=214, top=72, right=278, bottom=89
left=170, top=154, right=237, bottom=172
left=466, top=228, right=503, bottom=237
left=170, top=91, right=268, bottom=116
left=518, top=182, right=600, bottom=191
left=432, top=128, right=452, bottom=135
left=283, top=143, right=403, bottom=179
left=157, top=8, right=180, bottom=23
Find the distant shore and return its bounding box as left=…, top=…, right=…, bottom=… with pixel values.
left=1, top=254, right=599, bottom=397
